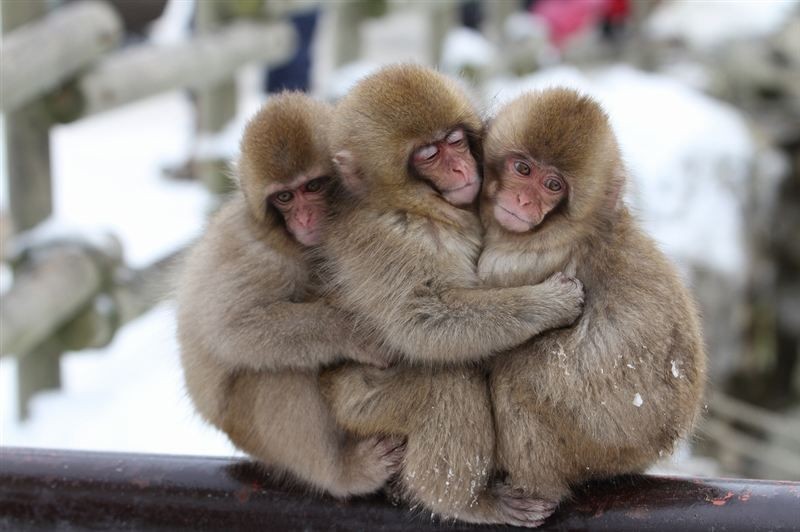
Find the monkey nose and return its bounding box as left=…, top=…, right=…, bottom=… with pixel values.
left=297, top=210, right=313, bottom=228
left=517, top=193, right=532, bottom=206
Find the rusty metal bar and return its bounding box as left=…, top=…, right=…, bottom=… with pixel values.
left=0, top=447, right=798, bottom=531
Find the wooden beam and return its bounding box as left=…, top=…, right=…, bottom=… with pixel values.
left=52, top=20, right=296, bottom=120
left=0, top=0, right=123, bottom=113
left=0, top=247, right=103, bottom=358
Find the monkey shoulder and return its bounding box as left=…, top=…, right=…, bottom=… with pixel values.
left=181, top=198, right=311, bottom=306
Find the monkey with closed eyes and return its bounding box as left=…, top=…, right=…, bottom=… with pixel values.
left=318, top=65, right=585, bottom=527
left=324, top=87, right=706, bottom=527
left=176, top=92, right=404, bottom=499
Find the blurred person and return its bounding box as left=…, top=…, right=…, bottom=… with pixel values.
left=264, top=1, right=321, bottom=93
left=529, top=0, right=630, bottom=48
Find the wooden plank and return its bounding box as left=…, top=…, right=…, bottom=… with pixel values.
left=70, top=20, right=296, bottom=118
left=0, top=248, right=102, bottom=358
left=0, top=0, right=123, bottom=113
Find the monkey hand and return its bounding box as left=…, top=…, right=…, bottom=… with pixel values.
left=535, top=272, right=585, bottom=328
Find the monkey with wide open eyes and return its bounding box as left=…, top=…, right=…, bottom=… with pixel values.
left=318, top=65, right=585, bottom=527
left=476, top=88, right=707, bottom=517
left=176, top=92, right=404, bottom=499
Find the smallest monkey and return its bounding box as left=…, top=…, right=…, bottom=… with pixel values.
left=177, top=92, right=403, bottom=498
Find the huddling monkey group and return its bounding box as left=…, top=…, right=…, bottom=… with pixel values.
left=177, top=64, right=706, bottom=528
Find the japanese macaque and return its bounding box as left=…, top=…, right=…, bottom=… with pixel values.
left=478, top=88, right=707, bottom=512
left=176, top=92, right=403, bottom=498
left=318, top=65, right=584, bottom=526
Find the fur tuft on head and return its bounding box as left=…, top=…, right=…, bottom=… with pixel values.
left=238, top=92, right=334, bottom=226
left=330, top=65, right=483, bottom=193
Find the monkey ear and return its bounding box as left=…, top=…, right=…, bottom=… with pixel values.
left=333, top=150, right=365, bottom=196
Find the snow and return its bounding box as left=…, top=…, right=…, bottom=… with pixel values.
left=1, top=303, right=237, bottom=456
left=0, top=91, right=235, bottom=456
left=48, top=91, right=210, bottom=267
left=647, top=0, right=798, bottom=52
left=441, top=27, right=496, bottom=74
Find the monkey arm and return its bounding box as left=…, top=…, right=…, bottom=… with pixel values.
left=382, top=279, right=583, bottom=364
left=212, top=300, right=359, bottom=372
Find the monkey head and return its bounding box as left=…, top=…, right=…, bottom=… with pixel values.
left=238, top=92, right=336, bottom=247
left=482, top=88, right=625, bottom=235
left=331, top=64, right=484, bottom=208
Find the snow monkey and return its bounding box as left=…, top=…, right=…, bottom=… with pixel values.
left=318, top=65, right=585, bottom=526
left=176, top=92, right=404, bottom=498
left=476, top=88, right=707, bottom=518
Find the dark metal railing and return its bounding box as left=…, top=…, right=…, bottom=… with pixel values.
left=1, top=447, right=798, bottom=531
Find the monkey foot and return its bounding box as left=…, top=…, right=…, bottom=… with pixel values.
left=490, top=484, right=557, bottom=528
left=345, top=435, right=406, bottom=495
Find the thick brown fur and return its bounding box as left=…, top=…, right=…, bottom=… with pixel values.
left=479, top=88, right=707, bottom=503
left=177, top=92, right=403, bottom=499
left=319, top=65, right=584, bottom=526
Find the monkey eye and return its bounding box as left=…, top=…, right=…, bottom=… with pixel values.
left=415, top=144, right=439, bottom=162
left=305, top=177, right=328, bottom=193
left=446, top=129, right=465, bottom=144
left=544, top=177, right=563, bottom=192
left=513, top=161, right=531, bottom=176
left=275, top=191, right=294, bottom=203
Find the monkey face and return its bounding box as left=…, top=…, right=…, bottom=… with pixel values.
left=267, top=173, right=332, bottom=246
left=491, top=156, right=567, bottom=233
left=411, top=128, right=481, bottom=206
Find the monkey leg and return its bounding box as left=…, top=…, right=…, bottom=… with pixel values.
left=318, top=363, right=431, bottom=436
left=320, top=363, right=554, bottom=526
left=393, top=368, right=554, bottom=528
left=491, top=384, right=572, bottom=505
left=223, top=371, right=404, bottom=498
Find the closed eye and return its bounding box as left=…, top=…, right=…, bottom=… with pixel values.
left=446, top=129, right=465, bottom=144
left=415, top=144, right=439, bottom=161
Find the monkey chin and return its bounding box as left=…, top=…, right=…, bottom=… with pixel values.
left=442, top=180, right=480, bottom=206
left=493, top=203, right=538, bottom=233
left=292, top=228, right=322, bottom=247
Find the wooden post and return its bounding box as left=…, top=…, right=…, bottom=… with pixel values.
left=428, top=2, right=457, bottom=66
left=1, top=0, right=61, bottom=419
left=482, top=0, right=518, bottom=46
left=194, top=0, right=238, bottom=195
left=43, top=21, right=295, bottom=120
left=331, top=1, right=365, bottom=68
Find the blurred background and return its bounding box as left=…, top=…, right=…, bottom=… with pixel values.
left=1, top=0, right=798, bottom=482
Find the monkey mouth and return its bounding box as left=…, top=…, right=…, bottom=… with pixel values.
left=443, top=180, right=478, bottom=193
left=498, top=205, right=535, bottom=227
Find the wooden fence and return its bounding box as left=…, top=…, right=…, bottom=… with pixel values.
left=0, top=0, right=296, bottom=418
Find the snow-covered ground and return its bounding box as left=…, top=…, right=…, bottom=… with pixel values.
left=0, top=91, right=239, bottom=456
